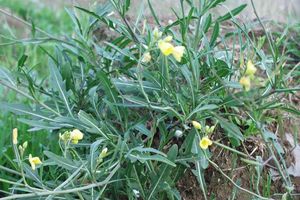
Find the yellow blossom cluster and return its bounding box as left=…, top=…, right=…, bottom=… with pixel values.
left=191, top=121, right=214, bottom=150
left=11, top=128, right=42, bottom=170
left=239, top=60, right=257, bottom=91
left=141, top=28, right=185, bottom=64
left=60, top=129, right=84, bottom=144
left=158, top=36, right=185, bottom=62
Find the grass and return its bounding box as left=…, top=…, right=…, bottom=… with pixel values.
left=0, top=0, right=74, bottom=135
left=0, top=0, right=73, bottom=193
left=0, top=0, right=72, bottom=34
left=0, top=0, right=299, bottom=199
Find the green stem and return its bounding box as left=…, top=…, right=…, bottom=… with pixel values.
left=0, top=163, right=120, bottom=200
left=214, top=141, right=248, bottom=157
left=162, top=57, right=170, bottom=95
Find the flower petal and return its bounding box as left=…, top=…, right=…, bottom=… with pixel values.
left=172, top=46, right=185, bottom=62
left=158, top=40, right=174, bottom=56
left=239, top=76, right=251, bottom=91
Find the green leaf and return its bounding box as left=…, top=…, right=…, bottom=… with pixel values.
left=104, top=41, right=135, bottom=60
left=17, top=54, right=28, bottom=68
left=90, top=139, right=105, bottom=172
left=0, top=103, right=56, bottom=122
left=23, top=164, right=44, bottom=186
left=210, top=21, right=219, bottom=46
left=187, top=104, right=218, bottom=120
left=49, top=59, right=74, bottom=118
left=214, top=114, right=244, bottom=142
left=126, top=146, right=176, bottom=167
left=240, top=158, right=262, bottom=166
left=97, top=71, right=123, bottom=121
left=147, top=0, right=160, bottom=25
left=204, top=0, right=226, bottom=12
left=134, top=123, right=153, bottom=137
left=65, top=8, right=83, bottom=35
left=113, top=78, right=160, bottom=93
left=123, top=0, right=131, bottom=14
left=147, top=145, right=178, bottom=200
left=18, top=118, right=62, bottom=131
left=0, top=67, right=16, bottom=86
left=217, top=4, right=247, bottom=22
left=203, top=14, right=212, bottom=33
left=78, top=110, right=110, bottom=139
left=127, top=154, right=176, bottom=167
left=44, top=151, right=79, bottom=171
left=192, top=134, right=207, bottom=199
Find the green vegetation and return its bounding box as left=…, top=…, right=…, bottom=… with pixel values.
left=0, top=1, right=71, bottom=193
left=0, top=0, right=299, bottom=199
left=0, top=0, right=72, bottom=33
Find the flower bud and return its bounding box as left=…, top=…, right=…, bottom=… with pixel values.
left=245, top=60, right=257, bottom=76
left=192, top=121, right=202, bottom=130
left=12, top=128, right=18, bottom=145
left=142, top=52, right=151, bottom=63
left=153, top=27, right=162, bottom=40
left=99, top=147, right=108, bottom=158
left=22, top=141, right=28, bottom=150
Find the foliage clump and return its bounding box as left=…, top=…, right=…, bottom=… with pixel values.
left=0, top=0, right=299, bottom=199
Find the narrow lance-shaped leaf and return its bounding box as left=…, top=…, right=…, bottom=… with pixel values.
left=44, top=151, right=79, bottom=171
left=0, top=103, right=57, bottom=122
left=0, top=67, right=16, bottom=86
left=213, top=114, right=244, bottom=141
left=147, top=145, right=178, bottom=200
left=217, top=4, right=247, bottom=22
left=210, top=21, right=219, bottom=47
left=49, top=59, right=74, bottom=118
left=78, top=110, right=110, bottom=140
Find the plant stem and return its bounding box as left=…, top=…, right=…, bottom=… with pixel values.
left=0, top=163, right=120, bottom=200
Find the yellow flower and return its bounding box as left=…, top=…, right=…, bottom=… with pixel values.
left=245, top=60, right=257, bottom=76
left=158, top=40, right=174, bottom=56
left=172, top=46, right=185, bottom=62
left=192, top=121, right=202, bottom=130
left=239, top=76, right=251, bottom=91
left=71, top=139, right=79, bottom=144
left=142, top=52, right=151, bottom=63
left=199, top=136, right=213, bottom=150
left=70, top=129, right=84, bottom=140
left=158, top=36, right=185, bottom=62
left=12, top=128, right=18, bottom=145
left=60, top=129, right=84, bottom=144
left=29, top=154, right=42, bottom=170
left=70, top=129, right=84, bottom=144
left=153, top=27, right=162, bottom=40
